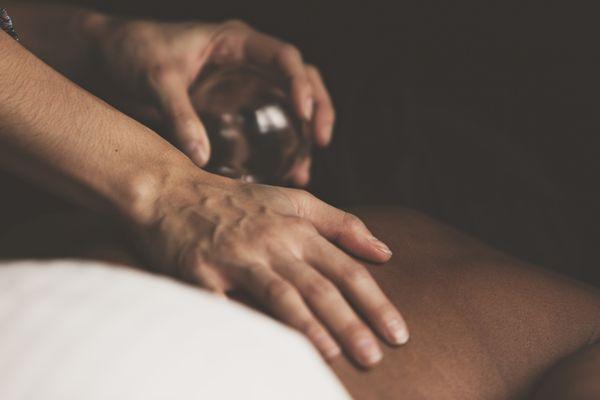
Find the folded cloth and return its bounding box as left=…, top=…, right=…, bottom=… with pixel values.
left=0, top=260, right=349, bottom=400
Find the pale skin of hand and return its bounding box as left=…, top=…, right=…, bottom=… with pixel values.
left=142, top=173, right=409, bottom=365
left=0, top=30, right=408, bottom=367
left=9, top=3, right=334, bottom=186
left=96, top=19, right=334, bottom=186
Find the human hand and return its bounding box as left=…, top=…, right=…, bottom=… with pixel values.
left=94, top=18, right=334, bottom=186
left=134, top=171, right=409, bottom=368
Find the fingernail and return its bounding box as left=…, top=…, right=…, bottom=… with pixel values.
left=369, top=236, right=392, bottom=256
left=386, top=317, right=409, bottom=345
left=303, top=97, right=314, bottom=120
left=325, top=345, right=341, bottom=360
left=356, top=335, right=382, bottom=366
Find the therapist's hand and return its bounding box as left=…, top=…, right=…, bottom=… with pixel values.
left=96, top=18, right=334, bottom=186
left=135, top=171, right=408, bottom=367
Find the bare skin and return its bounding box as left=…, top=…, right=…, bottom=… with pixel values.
left=3, top=6, right=598, bottom=391
left=329, top=209, right=600, bottom=399
left=1, top=207, right=598, bottom=399
left=9, top=2, right=333, bottom=185
left=0, top=31, right=406, bottom=367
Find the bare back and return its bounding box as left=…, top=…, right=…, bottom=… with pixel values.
left=1, top=207, right=599, bottom=399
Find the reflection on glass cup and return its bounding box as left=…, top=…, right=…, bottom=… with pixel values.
left=190, top=65, right=310, bottom=184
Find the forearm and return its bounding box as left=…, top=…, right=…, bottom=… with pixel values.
left=6, top=2, right=110, bottom=89
left=0, top=32, right=200, bottom=223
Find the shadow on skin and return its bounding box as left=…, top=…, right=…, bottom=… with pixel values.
left=1, top=207, right=598, bottom=399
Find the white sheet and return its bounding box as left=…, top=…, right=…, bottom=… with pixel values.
left=0, top=260, right=350, bottom=400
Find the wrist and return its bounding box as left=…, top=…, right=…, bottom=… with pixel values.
left=117, top=150, right=192, bottom=226
left=119, top=150, right=231, bottom=228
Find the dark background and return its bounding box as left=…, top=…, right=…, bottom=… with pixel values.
left=4, top=1, right=600, bottom=285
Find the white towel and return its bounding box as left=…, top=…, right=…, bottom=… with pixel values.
left=0, top=260, right=350, bottom=400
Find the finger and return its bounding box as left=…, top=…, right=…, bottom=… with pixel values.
left=231, top=263, right=341, bottom=360
left=306, top=65, right=335, bottom=147
left=284, top=156, right=311, bottom=187
left=293, top=191, right=392, bottom=262
left=182, top=255, right=229, bottom=296
left=194, top=267, right=229, bottom=297
left=243, top=33, right=314, bottom=121
left=305, top=239, right=409, bottom=346
left=274, top=259, right=383, bottom=368
left=150, top=69, right=211, bottom=166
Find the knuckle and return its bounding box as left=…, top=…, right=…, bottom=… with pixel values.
left=287, top=215, right=316, bottom=233
left=294, top=189, right=317, bottom=206
left=294, top=80, right=312, bottom=97
left=306, top=64, right=321, bottom=77
left=303, top=277, right=337, bottom=299
left=264, top=279, right=295, bottom=302
left=291, top=188, right=310, bottom=200
left=298, top=319, right=322, bottom=337
left=341, top=319, right=370, bottom=338
left=278, top=43, right=302, bottom=62
left=284, top=188, right=316, bottom=218
left=343, top=212, right=365, bottom=233
left=173, top=113, right=197, bottom=131
left=341, top=264, right=371, bottom=284
left=300, top=80, right=314, bottom=96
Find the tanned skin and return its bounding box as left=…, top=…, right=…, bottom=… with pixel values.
left=0, top=30, right=407, bottom=367
left=1, top=207, right=598, bottom=399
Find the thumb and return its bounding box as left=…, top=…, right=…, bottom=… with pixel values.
left=152, top=71, right=211, bottom=166
left=294, top=191, right=393, bottom=263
